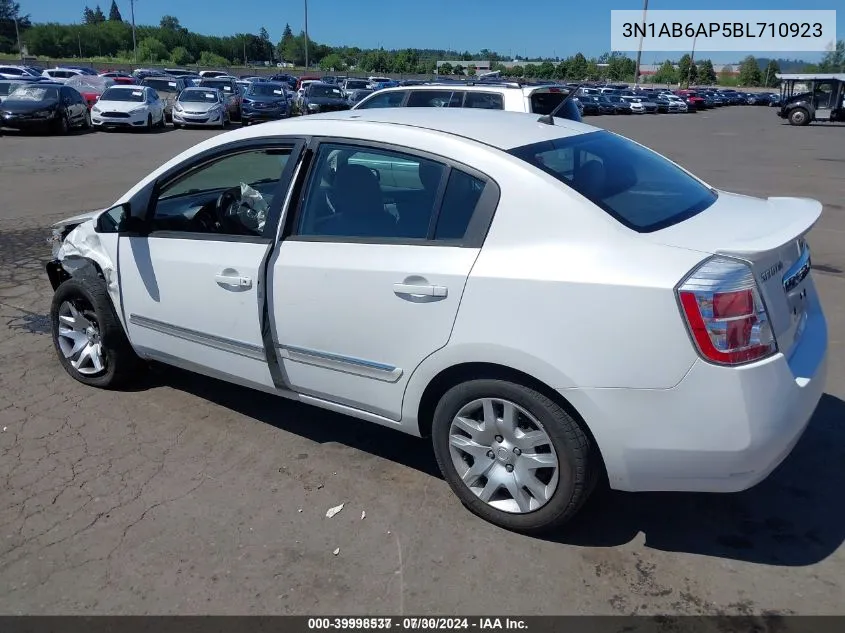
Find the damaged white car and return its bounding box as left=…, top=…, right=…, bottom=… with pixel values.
left=47, top=109, right=828, bottom=533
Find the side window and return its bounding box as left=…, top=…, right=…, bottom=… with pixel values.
left=463, top=92, right=504, bottom=110
left=295, top=143, right=446, bottom=241
left=355, top=90, right=407, bottom=109
left=150, top=148, right=292, bottom=237
left=406, top=90, right=463, bottom=108
left=434, top=170, right=486, bottom=240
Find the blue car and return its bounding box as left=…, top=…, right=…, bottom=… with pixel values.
left=241, top=81, right=290, bottom=125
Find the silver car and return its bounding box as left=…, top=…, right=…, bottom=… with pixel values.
left=171, top=87, right=230, bottom=128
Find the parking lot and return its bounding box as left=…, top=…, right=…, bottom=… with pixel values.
left=1, top=107, right=843, bottom=615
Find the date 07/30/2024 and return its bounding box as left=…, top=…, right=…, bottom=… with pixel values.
left=621, top=21, right=824, bottom=39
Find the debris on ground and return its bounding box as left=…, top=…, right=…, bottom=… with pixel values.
left=316, top=483, right=324, bottom=490
left=333, top=548, right=340, bottom=556
left=326, top=503, right=345, bottom=518
left=298, top=508, right=303, bottom=513
left=361, top=510, right=366, bottom=520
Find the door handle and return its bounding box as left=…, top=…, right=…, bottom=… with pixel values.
left=215, top=273, right=252, bottom=289
left=393, top=283, right=447, bottom=298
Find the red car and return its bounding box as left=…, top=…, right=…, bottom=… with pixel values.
left=99, top=71, right=136, bottom=85
left=674, top=89, right=705, bottom=110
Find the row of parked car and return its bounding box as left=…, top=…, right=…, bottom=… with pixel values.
left=572, top=85, right=781, bottom=116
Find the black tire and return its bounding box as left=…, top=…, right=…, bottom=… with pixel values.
left=55, top=112, right=69, bottom=135
left=145, top=114, right=153, bottom=132
left=431, top=379, right=596, bottom=534
left=788, top=107, right=810, bottom=126
left=82, top=110, right=91, bottom=130
left=50, top=276, right=144, bottom=389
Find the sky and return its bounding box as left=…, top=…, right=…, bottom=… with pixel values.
left=23, top=0, right=842, bottom=63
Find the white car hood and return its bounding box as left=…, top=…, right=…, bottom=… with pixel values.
left=96, top=98, right=146, bottom=113
left=178, top=100, right=218, bottom=113
left=52, top=209, right=102, bottom=228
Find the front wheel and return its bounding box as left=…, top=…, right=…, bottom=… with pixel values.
left=431, top=379, right=597, bottom=534
left=144, top=114, right=153, bottom=132
left=50, top=276, right=144, bottom=389
left=788, top=108, right=810, bottom=126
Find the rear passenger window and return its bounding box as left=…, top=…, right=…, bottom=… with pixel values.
left=356, top=90, right=407, bottom=109
left=435, top=170, right=486, bottom=240
left=406, top=90, right=463, bottom=108
left=463, top=92, right=504, bottom=110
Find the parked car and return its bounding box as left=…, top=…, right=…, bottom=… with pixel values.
left=0, top=78, right=46, bottom=103
left=0, top=83, right=89, bottom=133
left=620, top=96, right=646, bottom=113
left=624, top=95, right=658, bottom=113
left=745, top=92, right=769, bottom=105
left=653, top=95, right=681, bottom=113
left=270, top=74, right=298, bottom=90
left=164, top=68, right=200, bottom=79
left=341, top=78, right=371, bottom=96
left=132, top=68, right=168, bottom=80
left=66, top=74, right=115, bottom=110
left=353, top=83, right=582, bottom=122
left=99, top=71, right=136, bottom=85
left=198, top=76, right=242, bottom=120
left=0, top=65, right=42, bottom=79
left=346, top=88, right=374, bottom=106
left=300, top=82, right=350, bottom=114
left=45, top=108, right=827, bottom=534
left=658, top=93, right=689, bottom=112
left=139, top=76, right=189, bottom=122
left=241, top=81, right=290, bottom=125
left=603, top=94, right=633, bottom=114
left=675, top=90, right=705, bottom=110
left=172, top=87, right=230, bottom=128
left=41, top=68, right=87, bottom=83
left=198, top=70, right=229, bottom=78
left=90, top=85, right=166, bottom=131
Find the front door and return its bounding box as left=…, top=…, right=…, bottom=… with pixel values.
left=812, top=81, right=835, bottom=120
left=269, top=140, right=498, bottom=420
left=118, top=140, right=303, bottom=389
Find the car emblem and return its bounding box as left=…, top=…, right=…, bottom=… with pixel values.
left=761, top=261, right=783, bottom=282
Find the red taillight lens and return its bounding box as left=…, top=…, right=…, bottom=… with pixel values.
left=677, top=257, right=777, bottom=366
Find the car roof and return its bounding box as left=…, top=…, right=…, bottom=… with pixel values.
left=228, top=108, right=599, bottom=151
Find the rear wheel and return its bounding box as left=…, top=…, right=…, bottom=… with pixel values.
left=788, top=108, right=810, bottom=126
left=145, top=114, right=153, bottom=132
left=55, top=112, right=69, bottom=135
left=431, top=379, right=597, bottom=534
left=83, top=110, right=91, bottom=130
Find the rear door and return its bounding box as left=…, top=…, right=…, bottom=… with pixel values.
left=269, top=139, right=499, bottom=420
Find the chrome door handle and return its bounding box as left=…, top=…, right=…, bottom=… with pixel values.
left=393, top=283, right=447, bottom=298
left=215, top=273, right=252, bottom=289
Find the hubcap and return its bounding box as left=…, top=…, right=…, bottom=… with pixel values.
left=56, top=300, right=105, bottom=375
left=448, top=398, right=559, bottom=514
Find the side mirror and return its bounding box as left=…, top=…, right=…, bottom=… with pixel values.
left=95, top=203, right=144, bottom=234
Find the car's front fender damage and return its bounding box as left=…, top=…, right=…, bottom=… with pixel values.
left=49, top=218, right=120, bottom=318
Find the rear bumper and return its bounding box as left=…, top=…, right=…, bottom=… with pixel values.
left=564, top=294, right=828, bottom=493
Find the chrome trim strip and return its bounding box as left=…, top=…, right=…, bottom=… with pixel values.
left=129, top=314, right=267, bottom=361
left=783, top=244, right=811, bottom=293
left=277, top=344, right=403, bottom=383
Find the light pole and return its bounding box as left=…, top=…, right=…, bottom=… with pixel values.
left=304, top=0, right=309, bottom=70
left=687, top=34, right=697, bottom=88
left=633, top=0, right=649, bottom=86
left=14, top=17, right=22, bottom=61
left=130, top=0, right=138, bottom=64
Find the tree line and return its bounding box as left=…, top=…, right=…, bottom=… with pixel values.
left=2, top=1, right=842, bottom=83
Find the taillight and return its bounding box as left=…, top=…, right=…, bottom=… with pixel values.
left=677, top=256, right=777, bottom=365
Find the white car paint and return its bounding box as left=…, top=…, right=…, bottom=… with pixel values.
left=41, top=68, right=85, bottom=83
left=52, top=109, right=827, bottom=502
left=90, top=85, right=165, bottom=129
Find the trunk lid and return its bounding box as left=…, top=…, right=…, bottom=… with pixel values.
left=646, top=191, right=822, bottom=357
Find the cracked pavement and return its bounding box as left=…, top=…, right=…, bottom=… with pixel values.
left=1, top=110, right=844, bottom=615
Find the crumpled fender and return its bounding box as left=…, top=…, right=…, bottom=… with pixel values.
left=57, top=219, right=121, bottom=315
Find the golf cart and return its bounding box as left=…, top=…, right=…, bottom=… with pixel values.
left=776, top=73, right=845, bottom=126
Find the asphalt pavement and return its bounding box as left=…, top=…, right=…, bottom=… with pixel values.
left=0, top=107, right=843, bottom=615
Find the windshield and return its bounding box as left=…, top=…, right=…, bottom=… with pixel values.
left=201, top=80, right=233, bottom=92
left=101, top=88, right=145, bottom=102
left=345, top=80, right=369, bottom=90
left=180, top=89, right=219, bottom=103
left=144, top=79, right=179, bottom=92
left=8, top=85, right=58, bottom=101
left=508, top=131, right=717, bottom=233
left=529, top=91, right=582, bottom=122
left=0, top=82, right=22, bottom=96
left=248, top=83, right=286, bottom=97
left=310, top=85, right=343, bottom=98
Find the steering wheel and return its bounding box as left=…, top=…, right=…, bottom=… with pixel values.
left=214, top=186, right=245, bottom=234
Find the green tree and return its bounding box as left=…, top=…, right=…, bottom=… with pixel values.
left=585, top=59, right=601, bottom=80
left=536, top=60, right=556, bottom=79
left=276, top=23, right=294, bottom=60
left=108, top=0, right=122, bottom=21
left=697, top=59, right=717, bottom=85
left=509, top=64, right=524, bottom=77
left=137, top=36, right=167, bottom=62
left=467, top=65, right=476, bottom=76
left=718, top=65, right=736, bottom=85
left=170, top=45, right=193, bottom=65
left=258, top=26, right=272, bottom=61
left=83, top=6, right=96, bottom=24
left=0, top=0, right=29, bottom=52
left=159, top=15, right=181, bottom=30
left=553, top=60, right=568, bottom=80
left=738, top=55, right=761, bottom=86
left=319, top=53, right=345, bottom=71
left=677, top=54, right=697, bottom=87
left=568, top=53, right=588, bottom=80
left=818, top=39, right=844, bottom=72
left=652, top=60, right=677, bottom=85
left=92, top=5, right=106, bottom=23
left=198, top=50, right=229, bottom=66
left=438, top=62, right=453, bottom=75
left=453, top=63, right=465, bottom=75
left=606, top=52, right=635, bottom=81
left=763, top=59, right=781, bottom=87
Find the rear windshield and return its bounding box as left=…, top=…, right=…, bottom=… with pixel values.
left=201, top=80, right=234, bottom=92
left=310, top=85, right=343, bottom=98
left=529, top=91, right=581, bottom=122
left=249, top=83, right=286, bottom=96
left=345, top=80, right=369, bottom=90
left=143, top=78, right=179, bottom=92
left=508, top=131, right=717, bottom=233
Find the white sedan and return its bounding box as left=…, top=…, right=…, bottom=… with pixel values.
left=45, top=109, right=827, bottom=533
left=91, top=85, right=166, bottom=131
